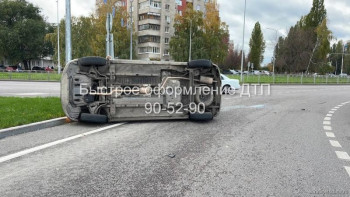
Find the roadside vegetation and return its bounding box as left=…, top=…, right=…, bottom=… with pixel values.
left=0, top=97, right=64, bottom=129
left=0, top=72, right=61, bottom=81
left=228, top=75, right=350, bottom=84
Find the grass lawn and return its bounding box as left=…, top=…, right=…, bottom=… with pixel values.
left=0, top=97, right=65, bottom=129
left=228, top=75, right=350, bottom=84
left=0, top=72, right=61, bottom=81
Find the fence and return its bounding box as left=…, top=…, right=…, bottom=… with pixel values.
left=229, top=74, right=350, bottom=85
left=0, top=71, right=61, bottom=81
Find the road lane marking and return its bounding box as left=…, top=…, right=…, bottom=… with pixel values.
left=345, top=166, right=350, bottom=177
left=337, top=105, right=344, bottom=107
left=334, top=107, right=340, bottom=109
left=323, top=121, right=331, bottom=125
left=335, top=151, right=350, bottom=161
left=324, top=126, right=332, bottom=131
left=324, top=117, right=331, bottom=121
left=326, top=114, right=333, bottom=117
left=331, top=109, right=337, bottom=111
left=329, top=111, right=335, bottom=114
left=326, top=132, right=335, bottom=138
left=0, top=123, right=125, bottom=164
left=330, top=140, right=342, bottom=148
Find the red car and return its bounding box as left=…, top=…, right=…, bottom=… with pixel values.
left=5, top=67, right=14, bottom=72
left=45, top=67, right=53, bottom=72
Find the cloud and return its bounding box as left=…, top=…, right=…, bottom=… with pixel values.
left=26, top=0, right=350, bottom=66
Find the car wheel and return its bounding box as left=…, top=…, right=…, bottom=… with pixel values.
left=222, top=85, right=232, bottom=94
left=78, top=56, right=106, bottom=67
left=189, top=112, right=214, bottom=121
left=79, top=113, right=108, bottom=123
left=188, top=59, right=212, bottom=68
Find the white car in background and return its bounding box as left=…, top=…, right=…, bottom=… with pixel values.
left=221, top=74, right=241, bottom=93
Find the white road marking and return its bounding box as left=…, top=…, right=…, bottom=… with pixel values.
left=326, top=114, right=333, bottom=117
left=323, top=121, right=331, bottom=125
left=324, top=117, right=331, bottom=121
left=345, top=166, right=350, bottom=177
left=329, top=111, right=335, bottom=114
left=0, top=123, right=125, bottom=164
left=330, top=140, right=342, bottom=148
left=337, top=105, right=343, bottom=107
left=334, top=107, right=340, bottom=109
left=331, top=109, right=337, bottom=111
left=335, top=151, right=350, bottom=160
left=324, top=126, right=332, bottom=131
left=326, top=132, right=335, bottom=138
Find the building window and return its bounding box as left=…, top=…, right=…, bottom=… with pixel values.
left=164, top=49, right=170, bottom=56
left=138, top=35, right=161, bottom=44
left=165, top=26, right=170, bottom=33
left=165, top=4, right=170, bottom=10
left=165, top=38, right=169, bottom=44
left=139, top=24, right=161, bottom=31
left=150, top=0, right=161, bottom=8
left=165, top=16, right=171, bottom=24
left=139, top=13, right=161, bottom=21
left=139, top=47, right=160, bottom=54
left=178, top=10, right=182, bottom=16
left=196, top=5, right=201, bottom=11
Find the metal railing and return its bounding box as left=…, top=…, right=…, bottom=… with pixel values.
left=0, top=70, right=61, bottom=81
left=229, top=74, right=350, bottom=85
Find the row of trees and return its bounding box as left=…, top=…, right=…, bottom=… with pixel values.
left=0, top=0, right=54, bottom=69
left=46, top=0, right=135, bottom=65
left=169, top=3, right=229, bottom=65
left=274, top=0, right=336, bottom=74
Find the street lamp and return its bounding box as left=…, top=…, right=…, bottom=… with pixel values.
left=341, top=43, right=348, bottom=74
left=130, top=0, right=133, bottom=60
left=57, top=0, right=61, bottom=74
left=240, top=0, right=247, bottom=82
left=65, top=0, right=72, bottom=64
left=266, top=27, right=278, bottom=75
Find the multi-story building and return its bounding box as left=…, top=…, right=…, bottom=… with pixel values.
left=126, top=0, right=215, bottom=61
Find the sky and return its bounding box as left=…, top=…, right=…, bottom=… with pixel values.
left=27, top=0, right=350, bottom=66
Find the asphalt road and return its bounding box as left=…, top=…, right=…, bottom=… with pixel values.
left=1, top=85, right=350, bottom=196
left=0, top=81, right=60, bottom=97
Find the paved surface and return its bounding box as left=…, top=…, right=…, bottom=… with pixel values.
left=0, top=81, right=60, bottom=97
left=1, top=85, right=350, bottom=196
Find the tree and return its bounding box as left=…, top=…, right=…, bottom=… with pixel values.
left=0, top=0, right=50, bottom=69
left=170, top=2, right=229, bottom=64
left=223, top=41, right=243, bottom=70
left=248, top=22, right=266, bottom=69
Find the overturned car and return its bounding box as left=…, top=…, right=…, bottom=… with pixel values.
left=61, top=57, right=222, bottom=123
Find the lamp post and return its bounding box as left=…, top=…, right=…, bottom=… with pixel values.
left=189, top=19, right=192, bottom=62
left=341, top=43, right=348, bottom=74
left=57, top=0, right=61, bottom=73
left=240, top=0, right=247, bottom=82
left=65, top=0, right=72, bottom=64
left=130, top=0, right=133, bottom=60
left=267, top=27, right=278, bottom=75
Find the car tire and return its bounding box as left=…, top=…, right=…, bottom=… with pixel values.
left=78, top=56, right=106, bottom=67
left=188, top=59, right=212, bottom=68
left=222, top=85, right=231, bottom=94
left=79, top=113, right=108, bottom=123
left=189, top=112, right=214, bottom=121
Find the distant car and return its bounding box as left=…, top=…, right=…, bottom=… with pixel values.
left=45, top=67, right=53, bottom=72
left=221, top=70, right=234, bottom=74
left=261, top=70, right=270, bottom=75
left=229, top=69, right=240, bottom=75
left=251, top=70, right=261, bottom=75
left=221, top=74, right=241, bottom=93
left=0, top=65, right=5, bottom=71
left=243, top=71, right=249, bottom=75
left=32, top=66, right=45, bottom=71
left=5, top=67, right=14, bottom=72
left=339, top=73, right=348, bottom=77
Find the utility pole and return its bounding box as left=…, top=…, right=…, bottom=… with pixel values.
left=189, top=20, right=192, bottom=62
left=65, top=0, right=72, bottom=64
left=267, top=27, right=278, bottom=75
left=57, top=0, right=61, bottom=73
left=240, top=0, right=247, bottom=82
left=130, top=0, right=133, bottom=60
left=341, top=44, right=347, bottom=74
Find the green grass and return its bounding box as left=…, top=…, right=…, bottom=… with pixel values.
left=0, top=97, right=65, bottom=129
left=0, top=72, right=61, bottom=81
left=228, top=75, right=350, bottom=84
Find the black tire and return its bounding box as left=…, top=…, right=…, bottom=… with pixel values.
left=188, top=59, right=212, bottom=68
left=80, top=113, right=108, bottom=123
left=78, top=56, right=106, bottom=67
left=189, top=112, right=214, bottom=121
left=222, top=85, right=231, bottom=94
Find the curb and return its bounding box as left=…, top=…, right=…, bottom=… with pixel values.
left=0, top=117, right=67, bottom=140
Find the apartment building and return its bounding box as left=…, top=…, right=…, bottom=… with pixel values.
left=126, top=0, right=215, bottom=61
